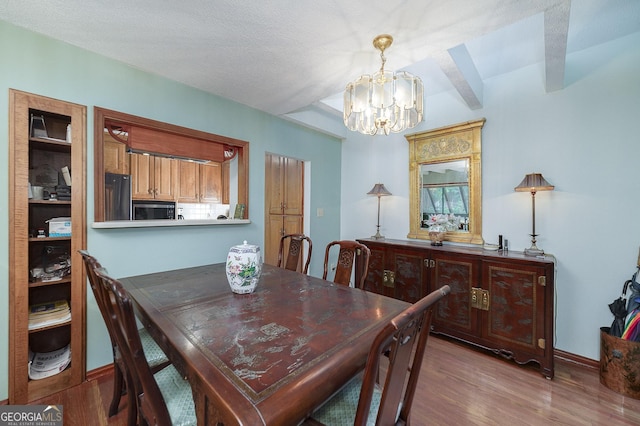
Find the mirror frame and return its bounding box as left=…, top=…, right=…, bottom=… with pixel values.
left=406, top=118, right=485, bottom=244
left=93, top=107, right=249, bottom=223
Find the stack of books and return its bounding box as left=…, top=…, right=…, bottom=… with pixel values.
left=29, top=344, right=71, bottom=380
left=28, top=299, right=71, bottom=330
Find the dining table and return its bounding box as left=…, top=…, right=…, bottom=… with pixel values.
left=120, top=262, right=410, bottom=425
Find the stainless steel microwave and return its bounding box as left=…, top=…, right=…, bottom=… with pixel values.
left=132, top=200, right=176, bottom=220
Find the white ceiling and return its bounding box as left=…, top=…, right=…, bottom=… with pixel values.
left=2, top=0, right=639, bottom=135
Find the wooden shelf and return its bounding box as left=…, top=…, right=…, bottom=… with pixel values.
left=29, top=320, right=72, bottom=334
left=29, top=236, right=72, bottom=242
left=29, top=200, right=72, bottom=205
left=29, top=276, right=72, bottom=288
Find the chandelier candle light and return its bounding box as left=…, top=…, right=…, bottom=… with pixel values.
left=344, top=34, right=424, bottom=135
left=367, top=183, right=392, bottom=240
left=514, top=173, right=555, bottom=256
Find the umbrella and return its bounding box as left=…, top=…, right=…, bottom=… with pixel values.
left=626, top=268, right=640, bottom=314
left=609, top=294, right=627, bottom=337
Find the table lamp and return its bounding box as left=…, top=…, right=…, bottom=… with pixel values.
left=514, top=173, right=554, bottom=256
left=367, top=183, right=392, bottom=240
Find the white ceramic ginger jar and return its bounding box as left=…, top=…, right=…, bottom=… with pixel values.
left=226, top=240, right=262, bottom=294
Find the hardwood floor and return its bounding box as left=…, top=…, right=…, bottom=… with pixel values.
left=28, top=336, right=640, bottom=425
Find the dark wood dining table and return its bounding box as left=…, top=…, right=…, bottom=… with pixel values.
left=120, top=262, right=409, bottom=425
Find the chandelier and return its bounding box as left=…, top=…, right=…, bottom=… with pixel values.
left=343, top=34, right=424, bottom=136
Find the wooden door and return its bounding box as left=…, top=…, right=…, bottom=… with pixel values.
left=200, top=162, right=222, bottom=203
left=264, top=153, right=304, bottom=267
left=130, top=153, right=154, bottom=200
left=265, top=153, right=285, bottom=215
left=283, top=158, right=304, bottom=215
left=154, top=156, right=178, bottom=201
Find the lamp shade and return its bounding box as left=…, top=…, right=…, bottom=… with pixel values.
left=367, top=183, right=392, bottom=197
left=514, top=173, right=554, bottom=193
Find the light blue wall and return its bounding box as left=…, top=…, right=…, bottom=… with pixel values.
left=341, top=31, right=640, bottom=361
left=0, top=21, right=342, bottom=400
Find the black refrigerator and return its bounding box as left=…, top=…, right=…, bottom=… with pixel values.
left=104, top=173, right=131, bottom=220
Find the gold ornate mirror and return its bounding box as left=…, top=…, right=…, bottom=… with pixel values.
left=406, top=119, right=485, bottom=244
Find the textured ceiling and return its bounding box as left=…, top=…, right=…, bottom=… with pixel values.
left=2, top=0, right=639, bottom=133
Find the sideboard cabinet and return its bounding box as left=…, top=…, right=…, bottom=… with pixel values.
left=358, top=238, right=555, bottom=378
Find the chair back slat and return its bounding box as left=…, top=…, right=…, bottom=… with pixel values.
left=278, top=233, right=313, bottom=274
left=323, top=240, right=371, bottom=289
left=355, top=285, right=450, bottom=426
left=95, top=267, right=173, bottom=426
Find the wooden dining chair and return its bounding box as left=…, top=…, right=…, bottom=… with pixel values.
left=305, top=285, right=450, bottom=426
left=323, top=240, right=371, bottom=289
left=277, top=233, right=313, bottom=274
left=94, top=267, right=197, bottom=426
left=79, top=250, right=170, bottom=424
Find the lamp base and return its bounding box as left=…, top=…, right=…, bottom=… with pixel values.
left=371, top=232, right=385, bottom=240
left=524, top=247, right=545, bottom=257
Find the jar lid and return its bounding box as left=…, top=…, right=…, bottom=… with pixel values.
left=229, top=240, right=261, bottom=254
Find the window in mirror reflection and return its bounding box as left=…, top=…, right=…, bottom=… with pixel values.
left=420, top=159, right=470, bottom=230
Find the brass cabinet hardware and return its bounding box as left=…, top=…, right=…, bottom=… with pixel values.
left=471, top=287, right=490, bottom=311
left=423, top=259, right=436, bottom=268
left=538, top=338, right=546, bottom=349
left=383, top=270, right=395, bottom=287
left=481, top=288, right=490, bottom=311
left=538, top=276, right=546, bottom=286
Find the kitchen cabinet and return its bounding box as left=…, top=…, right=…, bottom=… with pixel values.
left=131, top=153, right=178, bottom=201
left=177, top=160, right=223, bottom=203
left=103, top=132, right=129, bottom=175
left=9, top=90, right=87, bottom=402
left=264, top=154, right=304, bottom=266
left=358, top=238, right=555, bottom=378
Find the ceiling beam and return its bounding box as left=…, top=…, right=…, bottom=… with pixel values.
left=544, top=0, right=571, bottom=92
left=434, top=44, right=484, bottom=110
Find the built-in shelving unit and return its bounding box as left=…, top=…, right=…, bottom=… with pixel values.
left=9, top=89, right=87, bottom=403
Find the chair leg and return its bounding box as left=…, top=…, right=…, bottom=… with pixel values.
left=126, top=385, right=138, bottom=426
left=108, top=364, right=125, bottom=417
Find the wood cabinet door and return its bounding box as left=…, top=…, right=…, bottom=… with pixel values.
left=265, top=153, right=285, bottom=214
left=283, top=157, right=304, bottom=215
left=265, top=215, right=285, bottom=266
left=154, top=157, right=178, bottom=201
left=177, top=160, right=199, bottom=202
left=390, top=248, right=428, bottom=303
left=264, top=215, right=303, bottom=267
left=130, top=153, right=154, bottom=200
left=363, top=244, right=386, bottom=295
left=429, top=252, right=481, bottom=339
left=482, top=261, right=547, bottom=356
left=104, top=137, right=129, bottom=175
left=200, top=162, right=222, bottom=203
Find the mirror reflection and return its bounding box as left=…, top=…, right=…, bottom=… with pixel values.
left=420, top=159, right=470, bottom=231
left=94, top=107, right=249, bottom=223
